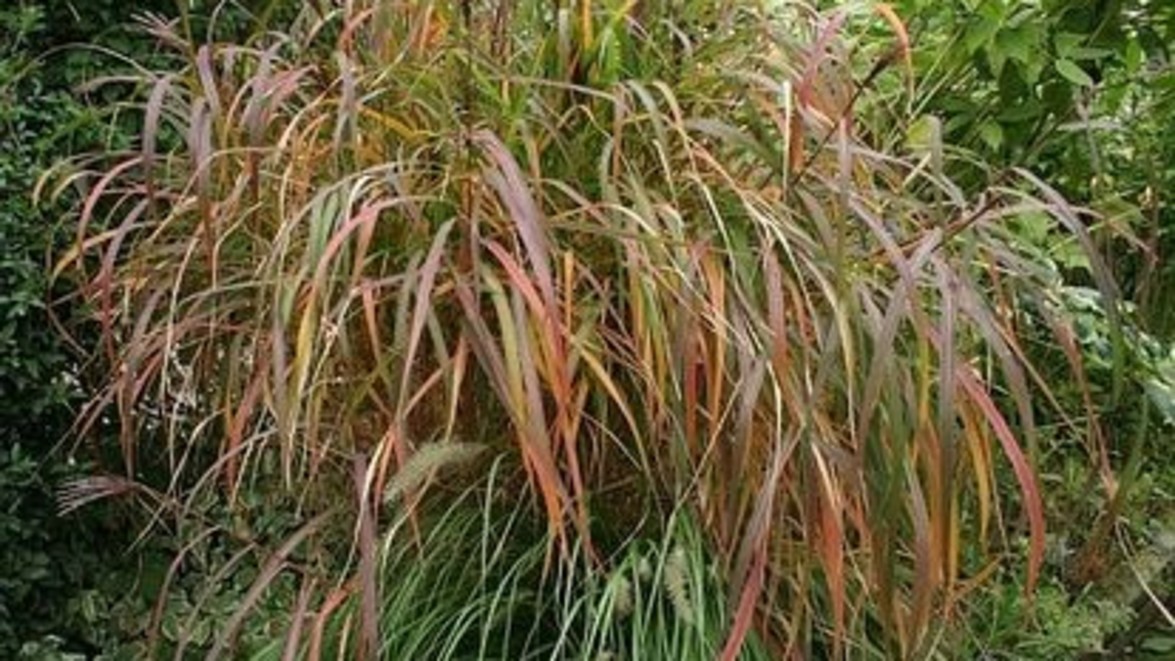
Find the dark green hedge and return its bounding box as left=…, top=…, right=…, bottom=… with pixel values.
left=0, top=1, right=170, bottom=654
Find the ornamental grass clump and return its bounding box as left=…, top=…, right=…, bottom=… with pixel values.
left=49, top=1, right=1117, bottom=657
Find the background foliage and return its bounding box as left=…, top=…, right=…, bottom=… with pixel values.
left=0, top=0, right=189, bottom=655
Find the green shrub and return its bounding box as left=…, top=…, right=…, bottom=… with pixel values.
left=0, top=6, right=87, bottom=652
left=0, top=0, right=170, bottom=654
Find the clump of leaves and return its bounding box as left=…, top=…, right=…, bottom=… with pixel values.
left=954, top=574, right=1134, bottom=659
left=278, top=461, right=771, bottom=660
left=891, top=0, right=1175, bottom=337
left=50, top=0, right=1119, bottom=656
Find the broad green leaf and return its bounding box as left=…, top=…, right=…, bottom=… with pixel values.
left=1053, top=32, right=1084, bottom=58
left=1052, top=238, right=1091, bottom=272
left=979, top=122, right=1004, bottom=151
left=1068, top=47, right=1112, bottom=61
left=964, top=17, right=999, bottom=54
left=1014, top=212, right=1052, bottom=244
left=987, top=44, right=1007, bottom=78
left=1141, top=636, right=1175, bottom=655
left=997, top=103, right=1042, bottom=122
left=996, top=25, right=1036, bottom=64
left=1124, top=38, right=1144, bottom=75
left=1056, top=59, right=1094, bottom=87
left=906, top=114, right=940, bottom=152
left=1021, top=55, right=1045, bottom=85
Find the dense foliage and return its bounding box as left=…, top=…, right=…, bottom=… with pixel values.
left=2, top=0, right=1171, bottom=658
left=891, top=0, right=1175, bottom=332
left=0, top=1, right=189, bottom=655
left=1, top=3, right=107, bottom=652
